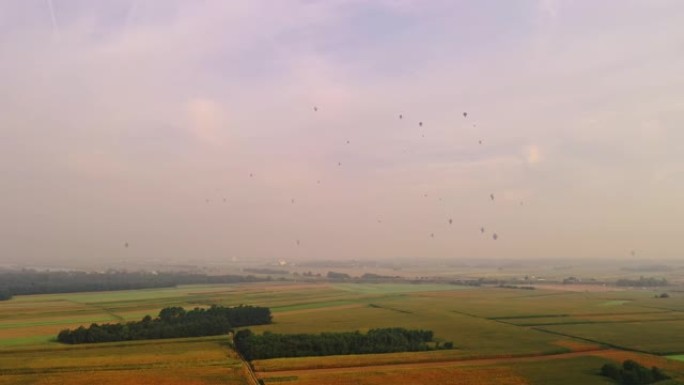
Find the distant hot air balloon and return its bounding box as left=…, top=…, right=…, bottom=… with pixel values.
left=419, top=121, right=423, bottom=127
left=480, top=227, right=485, bottom=233
left=399, top=114, right=403, bottom=119
left=313, top=106, right=318, bottom=112
left=492, top=233, right=498, bottom=240
left=448, top=218, right=453, bottom=225
left=463, top=112, right=468, bottom=118
left=490, top=193, right=495, bottom=201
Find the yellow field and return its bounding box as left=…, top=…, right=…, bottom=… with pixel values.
left=0, top=338, right=250, bottom=385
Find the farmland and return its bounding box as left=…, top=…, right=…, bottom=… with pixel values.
left=1, top=281, right=684, bottom=384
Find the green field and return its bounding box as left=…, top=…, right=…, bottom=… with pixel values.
left=1, top=282, right=684, bottom=384
left=538, top=320, right=684, bottom=355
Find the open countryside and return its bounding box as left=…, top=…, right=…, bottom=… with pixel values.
left=2, top=281, right=684, bottom=384
left=3, top=0, right=684, bottom=383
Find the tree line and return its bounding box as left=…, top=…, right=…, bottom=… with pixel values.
left=0, top=270, right=267, bottom=300
left=57, top=305, right=271, bottom=344
left=615, top=277, right=668, bottom=287
left=234, top=327, right=450, bottom=360
left=601, top=360, right=670, bottom=385
left=0, top=288, right=11, bottom=301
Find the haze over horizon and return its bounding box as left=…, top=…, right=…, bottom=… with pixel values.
left=1, top=1, right=683, bottom=266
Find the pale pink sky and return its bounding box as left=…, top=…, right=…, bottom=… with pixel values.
left=1, top=1, right=683, bottom=264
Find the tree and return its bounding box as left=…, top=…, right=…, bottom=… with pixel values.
left=327, top=271, right=351, bottom=280
left=159, top=307, right=186, bottom=322
left=601, top=363, right=620, bottom=379
left=233, top=327, right=443, bottom=360
left=0, top=288, right=11, bottom=301
left=600, top=360, right=670, bottom=385
left=57, top=305, right=271, bottom=344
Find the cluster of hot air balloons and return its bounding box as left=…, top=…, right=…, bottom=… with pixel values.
left=124, top=104, right=503, bottom=254
left=313, top=105, right=502, bottom=246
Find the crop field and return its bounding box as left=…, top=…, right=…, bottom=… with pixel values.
left=1, top=281, right=684, bottom=384
left=259, top=364, right=530, bottom=385
left=537, top=320, right=684, bottom=354
left=0, top=338, right=250, bottom=385
left=257, top=353, right=620, bottom=385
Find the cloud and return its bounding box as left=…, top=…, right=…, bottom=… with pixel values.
left=185, top=98, right=229, bottom=146
left=538, top=0, right=560, bottom=19
left=525, top=145, right=542, bottom=165
left=1, top=1, right=684, bottom=263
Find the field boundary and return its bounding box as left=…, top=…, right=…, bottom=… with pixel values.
left=230, top=334, right=260, bottom=385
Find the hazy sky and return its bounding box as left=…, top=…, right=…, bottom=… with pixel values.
left=1, top=1, right=683, bottom=265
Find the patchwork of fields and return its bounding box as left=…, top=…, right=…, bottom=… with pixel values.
left=1, top=282, right=684, bottom=384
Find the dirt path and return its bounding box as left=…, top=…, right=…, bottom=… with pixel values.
left=257, top=348, right=612, bottom=378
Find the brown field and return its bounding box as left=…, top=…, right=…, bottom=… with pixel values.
left=260, top=366, right=527, bottom=385
left=257, top=350, right=612, bottom=377
left=257, top=350, right=684, bottom=385
left=253, top=350, right=473, bottom=372
left=552, top=339, right=602, bottom=352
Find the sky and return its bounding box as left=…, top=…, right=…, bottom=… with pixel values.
left=1, top=0, right=683, bottom=265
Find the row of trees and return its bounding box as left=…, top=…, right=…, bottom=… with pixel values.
left=498, top=284, right=535, bottom=290
left=601, top=360, right=670, bottom=384
left=326, top=271, right=351, bottom=280
left=0, top=270, right=266, bottom=299
left=0, top=288, right=11, bottom=301
left=57, top=305, right=271, bottom=344
left=243, top=268, right=289, bottom=275
left=325, top=272, right=399, bottom=280
left=234, top=327, right=448, bottom=360
left=615, top=277, right=668, bottom=287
